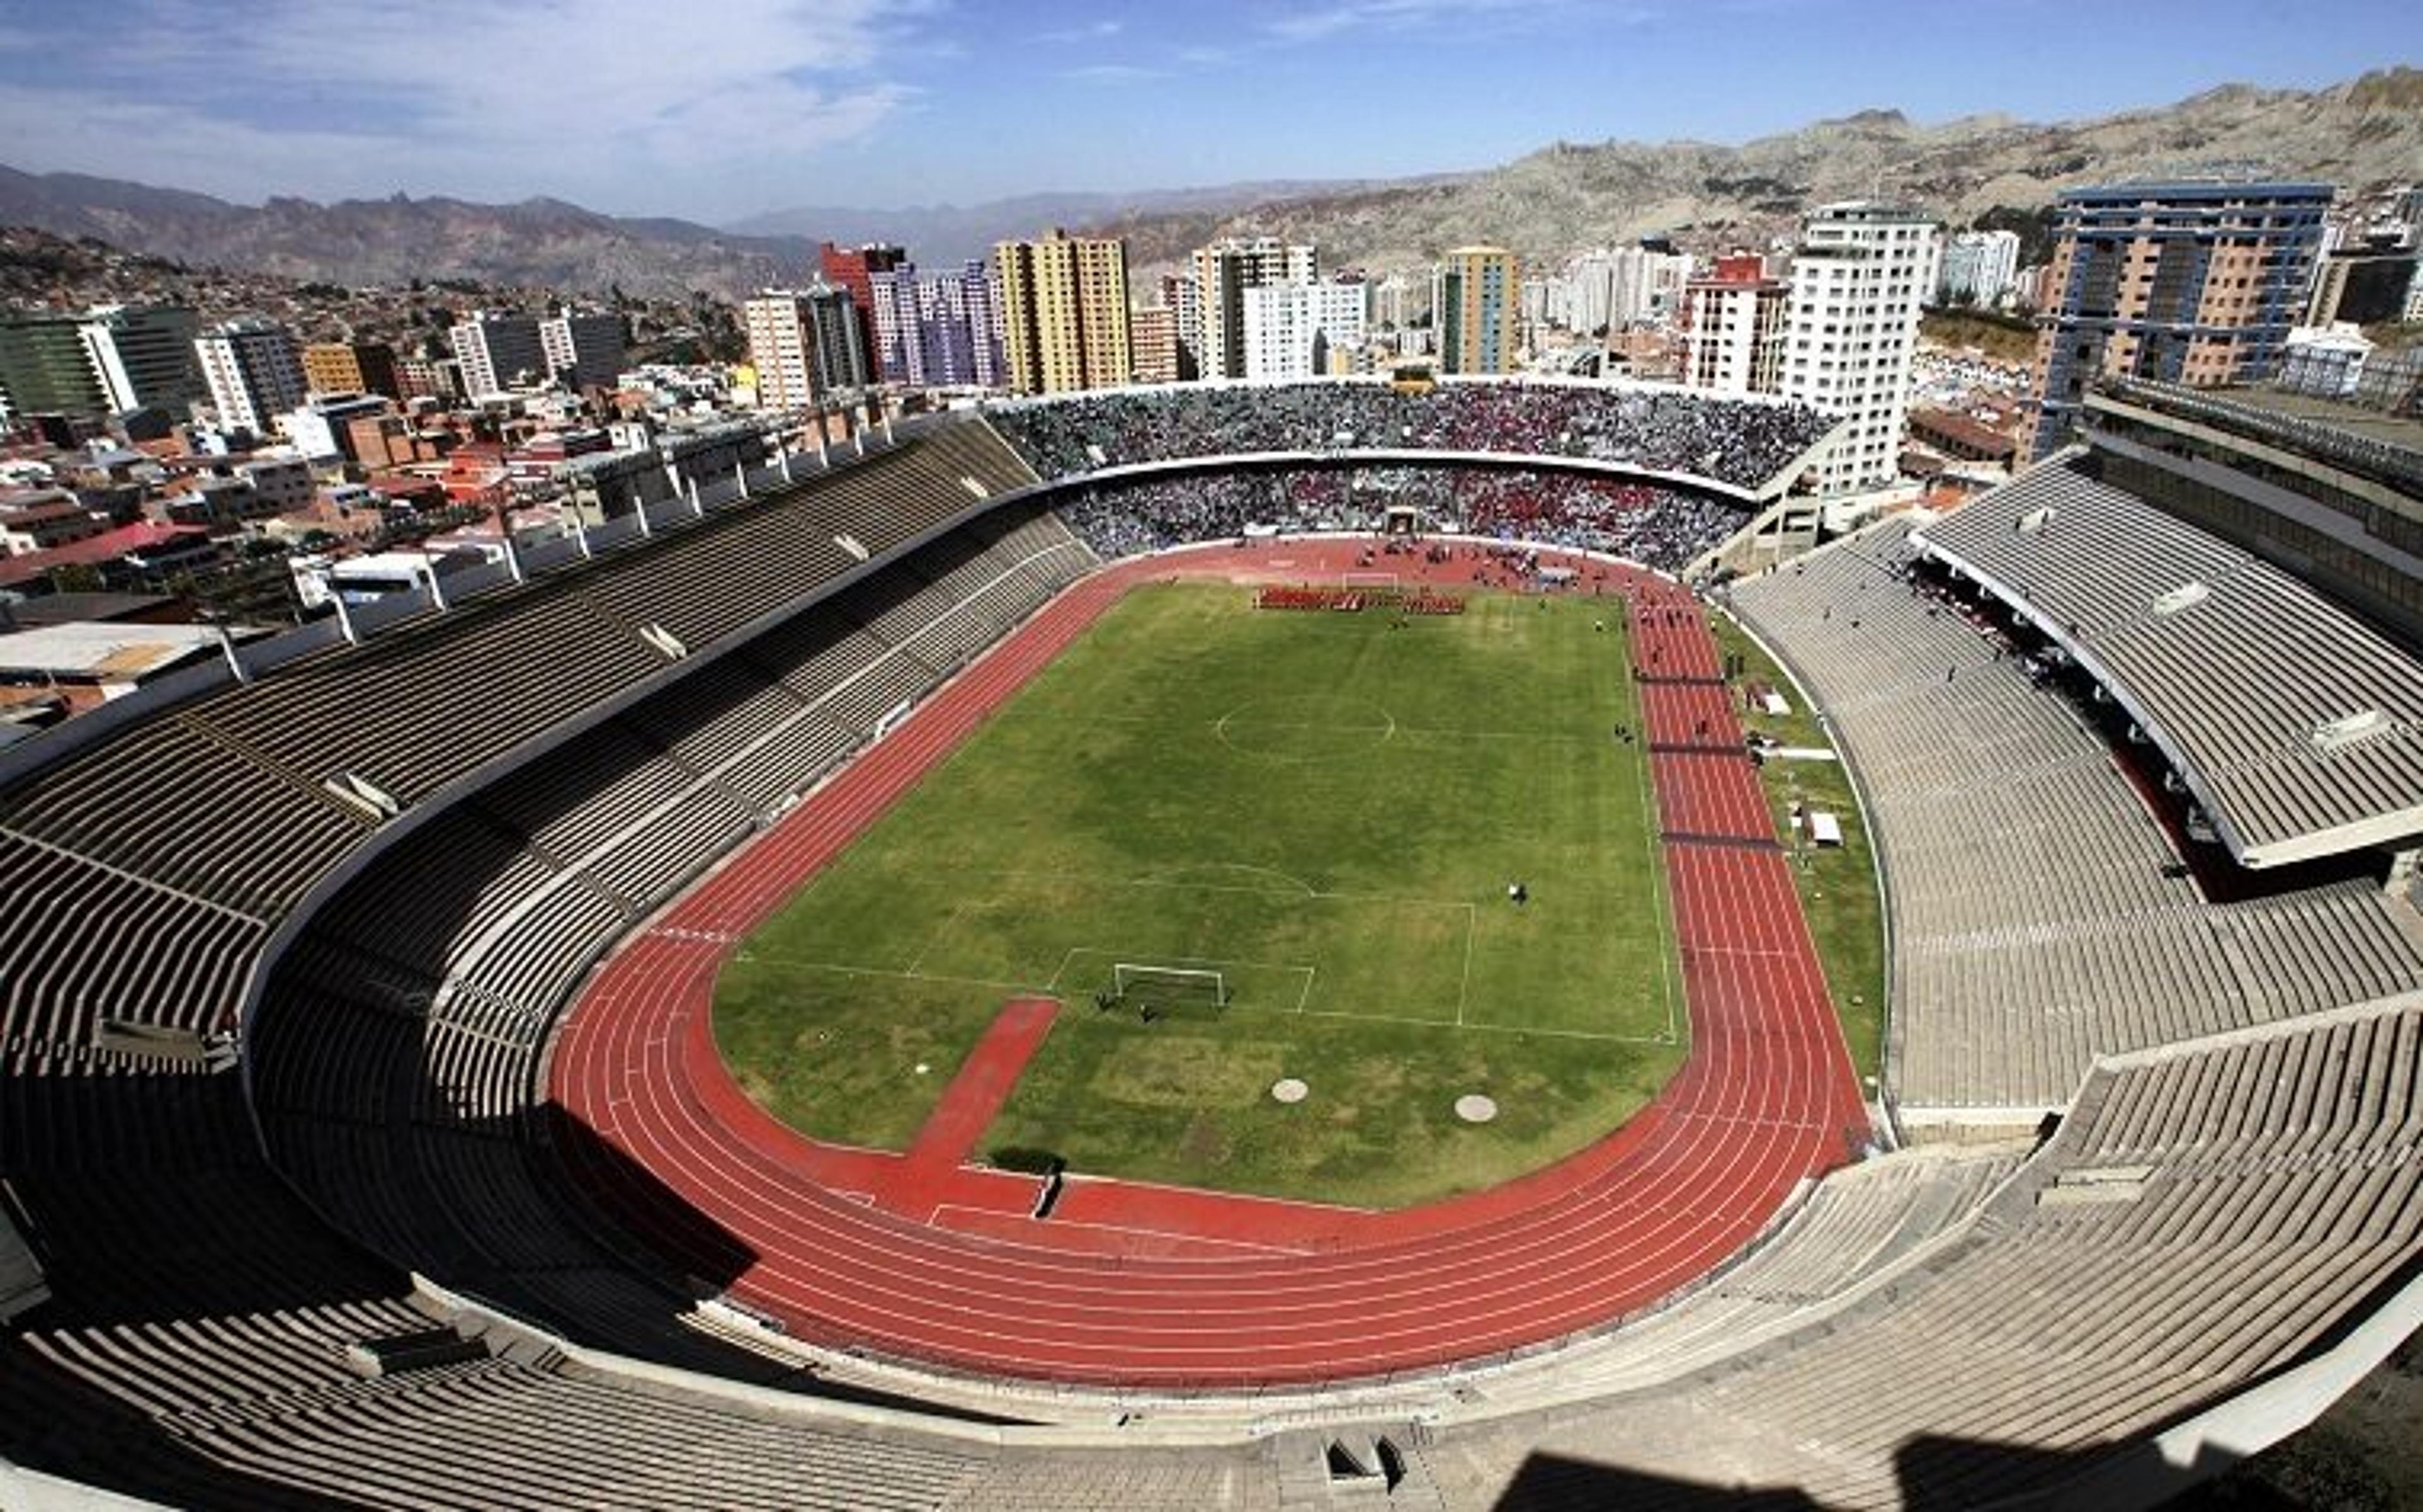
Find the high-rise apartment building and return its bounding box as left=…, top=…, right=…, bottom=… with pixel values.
left=993, top=230, right=1132, bottom=395
left=1130, top=305, right=1182, bottom=385
left=1777, top=202, right=1940, bottom=496
left=1189, top=238, right=1318, bottom=380
left=2304, top=230, right=2419, bottom=327
left=195, top=317, right=309, bottom=437
left=1369, top=273, right=1423, bottom=332
left=1158, top=273, right=1202, bottom=380
left=744, top=292, right=814, bottom=410
left=802, top=285, right=870, bottom=394
left=2029, top=178, right=2330, bottom=459
left=1683, top=254, right=1791, bottom=396
left=1434, top=246, right=1519, bottom=375
left=449, top=312, right=547, bottom=397
left=540, top=310, right=627, bottom=390
left=1935, top=229, right=2022, bottom=307
left=1241, top=279, right=1367, bottom=381
left=744, top=288, right=867, bottom=408
left=1547, top=245, right=1692, bottom=335
left=392, top=355, right=451, bottom=402
left=302, top=341, right=400, bottom=401
left=868, top=262, right=1004, bottom=389
left=0, top=312, right=109, bottom=421
left=82, top=304, right=206, bottom=416
left=820, top=243, right=909, bottom=382
left=1, top=305, right=209, bottom=421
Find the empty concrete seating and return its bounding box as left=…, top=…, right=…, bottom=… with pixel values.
left=298, top=808, right=555, bottom=986
left=1424, top=1000, right=2423, bottom=1510
left=1535, top=1144, right=2028, bottom=1398
left=197, top=586, right=664, bottom=802
left=1, top=831, right=265, bottom=1067
left=1731, top=519, right=2423, bottom=1115
left=711, top=708, right=861, bottom=810
left=1914, top=459, right=2423, bottom=864
left=477, top=727, right=704, bottom=865
left=11, top=1298, right=992, bottom=1511
left=618, top=656, right=806, bottom=775
left=578, top=787, right=756, bottom=908
left=450, top=881, right=628, bottom=1015
left=747, top=603, right=894, bottom=700
left=579, top=500, right=856, bottom=650
left=0, top=716, right=371, bottom=915
left=817, top=652, right=933, bottom=733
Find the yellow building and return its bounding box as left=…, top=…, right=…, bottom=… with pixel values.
left=300, top=341, right=398, bottom=400
left=994, top=230, right=1132, bottom=394
left=1434, top=245, right=1519, bottom=375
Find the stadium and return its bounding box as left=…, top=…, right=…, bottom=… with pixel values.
left=1, top=375, right=2418, bottom=1509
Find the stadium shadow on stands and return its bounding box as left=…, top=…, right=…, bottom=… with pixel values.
left=1492, top=1433, right=2259, bottom=1511
left=3, top=1333, right=393, bottom=1512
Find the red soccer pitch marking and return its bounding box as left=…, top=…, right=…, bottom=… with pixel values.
left=548, top=539, right=1872, bottom=1386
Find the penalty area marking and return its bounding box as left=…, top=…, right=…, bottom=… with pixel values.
left=1045, top=947, right=1318, bottom=1014
left=732, top=951, right=1675, bottom=1045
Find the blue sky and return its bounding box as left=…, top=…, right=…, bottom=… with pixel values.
left=0, top=0, right=2409, bottom=224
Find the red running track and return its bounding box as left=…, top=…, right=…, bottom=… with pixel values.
left=548, top=540, right=1872, bottom=1388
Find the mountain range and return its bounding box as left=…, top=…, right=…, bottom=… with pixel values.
left=1, top=68, right=2415, bottom=299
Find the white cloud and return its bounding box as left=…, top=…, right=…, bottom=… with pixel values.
left=1059, top=63, right=1167, bottom=84
left=0, top=0, right=923, bottom=214
left=1263, top=0, right=1651, bottom=42
left=1036, top=19, right=1124, bottom=44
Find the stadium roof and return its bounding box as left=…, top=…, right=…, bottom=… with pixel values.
left=1913, top=457, right=2423, bottom=868
left=0, top=619, right=242, bottom=685
left=2202, top=384, right=2423, bottom=455
left=2089, top=378, right=2423, bottom=498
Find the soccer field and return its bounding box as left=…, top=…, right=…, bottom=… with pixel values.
left=713, top=582, right=1687, bottom=1207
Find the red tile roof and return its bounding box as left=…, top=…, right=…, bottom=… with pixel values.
left=0, top=522, right=213, bottom=590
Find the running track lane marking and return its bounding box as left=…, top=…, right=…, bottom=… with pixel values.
left=544, top=542, right=1871, bottom=1387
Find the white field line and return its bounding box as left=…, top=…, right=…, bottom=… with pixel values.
left=902, top=899, right=970, bottom=975
left=1456, top=902, right=1478, bottom=1027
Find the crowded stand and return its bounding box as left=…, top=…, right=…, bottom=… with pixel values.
left=987, top=379, right=1836, bottom=493
left=1054, top=466, right=1747, bottom=574
left=1448, top=469, right=1743, bottom=567
left=1055, top=471, right=1357, bottom=556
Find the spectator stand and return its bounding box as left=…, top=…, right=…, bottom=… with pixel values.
left=984, top=375, right=1846, bottom=503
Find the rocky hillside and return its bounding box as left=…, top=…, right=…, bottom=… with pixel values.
left=3, top=68, right=2415, bottom=297
left=0, top=168, right=816, bottom=299
left=1095, top=68, right=2423, bottom=277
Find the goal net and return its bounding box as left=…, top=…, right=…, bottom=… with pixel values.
left=1109, top=963, right=1230, bottom=1010
left=1341, top=571, right=1401, bottom=595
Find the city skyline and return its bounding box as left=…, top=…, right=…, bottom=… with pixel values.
left=0, top=1, right=2410, bottom=226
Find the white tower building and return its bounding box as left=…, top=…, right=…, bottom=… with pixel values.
left=194, top=317, right=308, bottom=437
left=1779, top=203, right=1941, bottom=495
left=1241, top=280, right=1368, bottom=381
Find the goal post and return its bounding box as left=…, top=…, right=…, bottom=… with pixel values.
left=1340, top=571, right=1401, bottom=595
left=1110, top=963, right=1230, bottom=1009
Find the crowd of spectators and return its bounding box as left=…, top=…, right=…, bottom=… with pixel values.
left=1447, top=470, right=1744, bottom=571
left=1055, top=464, right=1748, bottom=574
left=989, top=380, right=1834, bottom=492
left=1056, top=472, right=1368, bottom=558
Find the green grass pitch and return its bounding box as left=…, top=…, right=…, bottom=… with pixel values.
left=712, top=582, right=1688, bottom=1207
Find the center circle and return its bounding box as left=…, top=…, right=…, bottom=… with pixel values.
left=1215, top=695, right=1398, bottom=763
